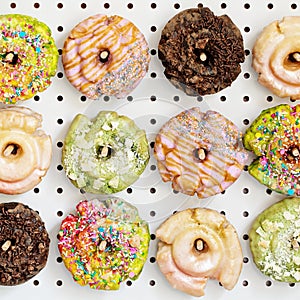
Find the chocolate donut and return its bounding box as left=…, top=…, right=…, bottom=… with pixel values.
left=58, top=198, right=150, bottom=290
left=0, top=14, right=58, bottom=103
left=154, top=107, right=248, bottom=198
left=0, top=106, right=52, bottom=194
left=243, top=104, right=300, bottom=196
left=156, top=208, right=243, bottom=296
left=0, top=202, right=50, bottom=285
left=62, top=14, right=150, bottom=99
left=250, top=197, right=300, bottom=282
left=252, top=16, right=300, bottom=100
left=62, top=111, right=149, bottom=194
left=158, top=5, right=245, bottom=96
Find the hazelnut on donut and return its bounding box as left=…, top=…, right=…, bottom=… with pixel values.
left=156, top=208, right=243, bottom=297
left=253, top=16, right=300, bottom=100
left=0, top=106, right=52, bottom=194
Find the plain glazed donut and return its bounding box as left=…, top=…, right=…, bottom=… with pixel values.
left=252, top=16, right=300, bottom=100
left=154, top=107, right=248, bottom=198
left=0, top=106, right=52, bottom=194
left=156, top=208, right=243, bottom=297
left=62, top=14, right=150, bottom=99
left=0, top=14, right=58, bottom=103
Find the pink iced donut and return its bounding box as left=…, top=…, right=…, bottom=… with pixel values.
left=154, top=107, right=248, bottom=198
left=62, top=14, right=150, bottom=99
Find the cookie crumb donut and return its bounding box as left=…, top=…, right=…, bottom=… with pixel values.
left=158, top=5, right=245, bottom=96
left=252, top=16, right=300, bottom=100
left=62, top=14, right=150, bottom=99
left=243, top=104, right=300, bottom=196
left=250, top=197, right=300, bottom=282
left=154, top=107, right=248, bottom=198
left=58, top=197, right=150, bottom=290
left=0, top=202, right=50, bottom=285
left=0, top=106, right=52, bottom=194
left=62, top=111, right=149, bottom=194
left=156, top=208, right=243, bottom=297
left=0, top=14, right=58, bottom=103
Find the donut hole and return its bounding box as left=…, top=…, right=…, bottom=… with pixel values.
left=2, top=143, right=22, bottom=158
left=285, top=52, right=300, bottom=70
left=96, top=145, right=114, bottom=159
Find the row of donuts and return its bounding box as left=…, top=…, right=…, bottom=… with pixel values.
left=2, top=5, right=300, bottom=103
left=1, top=3, right=300, bottom=297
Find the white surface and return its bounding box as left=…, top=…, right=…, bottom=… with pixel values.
left=0, top=0, right=299, bottom=299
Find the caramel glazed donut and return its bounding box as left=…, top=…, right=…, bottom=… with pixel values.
left=154, top=107, right=248, bottom=198
left=156, top=208, right=243, bottom=297
left=62, top=14, right=150, bottom=99
left=0, top=106, right=51, bottom=194
left=252, top=16, right=300, bottom=100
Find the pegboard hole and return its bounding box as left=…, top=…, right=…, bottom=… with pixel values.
left=33, top=280, right=39, bottom=286
left=266, top=280, right=272, bottom=287
left=243, top=234, right=249, bottom=240
left=174, top=3, right=180, bottom=9
left=126, top=280, right=132, bottom=286
left=34, top=2, right=40, bottom=8
left=243, top=211, right=249, bottom=217
left=127, top=188, right=132, bottom=194
left=104, top=3, right=110, bottom=9
left=243, top=119, right=249, bottom=125
left=150, top=118, right=156, bottom=125
left=266, top=95, right=273, bottom=102
left=57, top=141, right=63, bottom=148
left=151, top=3, right=157, bottom=9
left=150, top=233, right=156, bottom=240
left=173, top=190, right=179, bottom=194
left=56, top=280, right=63, bottom=287
left=197, top=96, right=203, bottom=102
left=245, top=49, right=250, bottom=56
left=127, top=95, right=133, bottom=102
left=57, top=188, right=63, bottom=194
left=243, top=96, right=249, bottom=102
left=243, top=257, right=249, bottom=263
left=150, top=141, right=155, bottom=148
left=34, top=188, right=39, bottom=194
left=57, top=3, right=63, bottom=9
left=34, top=95, right=40, bottom=101
left=243, top=165, right=248, bottom=171
left=57, top=26, right=64, bottom=33
left=244, top=3, right=250, bottom=9
left=57, top=72, right=64, bottom=78
left=150, top=187, right=156, bottom=194
left=173, top=95, right=179, bottom=102
left=149, top=280, right=156, bottom=286
left=57, top=164, right=63, bottom=171
left=150, top=210, right=156, bottom=217
left=243, top=280, right=249, bottom=287
left=127, top=3, right=133, bottom=9
left=220, top=211, right=226, bottom=215
left=56, top=257, right=63, bottom=263
left=291, top=3, right=297, bottom=9
left=10, top=3, right=16, bottom=8
left=103, top=95, right=110, bottom=102
left=81, top=96, right=87, bottom=102
left=220, top=96, right=226, bottom=102
left=150, top=164, right=156, bottom=171
left=57, top=211, right=63, bottom=217
left=57, top=119, right=63, bottom=125
left=220, top=3, right=227, bottom=9
left=57, top=95, right=63, bottom=101
left=244, top=26, right=250, bottom=33
left=244, top=72, right=250, bottom=79
left=267, top=3, right=273, bottom=9
left=149, top=257, right=156, bottom=263
left=150, top=26, right=157, bottom=32
left=289, top=283, right=296, bottom=287
left=243, top=188, right=249, bottom=194
left=81, top=3, right=87, bottom=9
left=150, top=49, right=157, bottom=56
left=266, top=188, right=273, bottom=195
left=150, top=95, right=156, bottom=101
left=58, top=49, right=62, bottom=55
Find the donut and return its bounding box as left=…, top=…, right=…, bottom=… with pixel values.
left=0, top=14, right=58, bottom=104
left=154, top=107, right=248, bottom=198
left=58, top=197, right=150, bottom=290
left=156, top=208, right=243, bottom=297
left=252, top=16, right=300, bottom=100
left=62, top=14, right=150, bottom=99
left=250, top=197, right=300, bottom=282
left=0, top=106, right=52, bottom=194
left=62, top=110, right=149, bottom=194
left=243, top=104, right=300, bottom=196
left=0, top=202, right=50, bottom=285
left=158, top=5, right=245, bottom=96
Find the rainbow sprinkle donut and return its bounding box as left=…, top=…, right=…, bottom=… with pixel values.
left=58, top=198, right=150, bottom=290
left=243, top=104, right=300, bottom=196
left=0, top=14, right=58, bottom=103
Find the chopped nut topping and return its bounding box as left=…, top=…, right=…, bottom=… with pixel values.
left=1, top=240, right=11, bottom=251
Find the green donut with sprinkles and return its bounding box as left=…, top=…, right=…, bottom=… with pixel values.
left=62, top=111, right=150, bottom=194
left=58, top=198, right=150, bottom=290
left=243, top=104, right=300, bottom=196
left=250, top=197, right=300, bottom=282
left=0, top=14, right=58, bottom=103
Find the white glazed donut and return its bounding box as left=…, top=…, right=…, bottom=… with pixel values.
left=156, top=208, right=243, bottom=297
left=0, top=106, right=52, bottom=194
left=253, top=16, right=300, bottom=100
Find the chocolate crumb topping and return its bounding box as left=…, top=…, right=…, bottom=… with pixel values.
left=0, top=202, right=50, bottom=286
left=158, top=5, right=245, bottom=96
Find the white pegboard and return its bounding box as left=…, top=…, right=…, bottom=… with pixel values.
left=0, top=0, right=300, bottom=299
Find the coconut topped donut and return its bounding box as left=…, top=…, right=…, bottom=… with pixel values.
left=62, top=14, right=150, bottom=99
left=252, top=16, right=300, bottom=100
left=154, top=107, right=248, bottom=198
left=158, top=5, right=245, bottom=96
left=62, top=111, right=149, bottom=194
left=0, top=106, right=52, bottom=194
left=58, top=197, right=150, bottom=290
left=250, top=197, right=300, bottom=282
left=0, top=14, right=58, bottom=103
left=156, top=208, right=243, bottom=297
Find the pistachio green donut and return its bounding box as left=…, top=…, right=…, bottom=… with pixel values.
left=250, top=197, right=300, bottom=282
left=0, top=14, right=58, bottom=103
left=62, top=111, right=150, bottom=194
